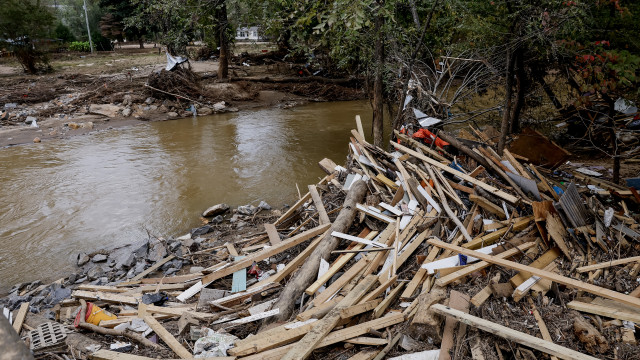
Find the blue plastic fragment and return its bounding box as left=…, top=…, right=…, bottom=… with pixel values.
left=553, top=185, right=564, bottom=195
left=458, top=254, right=467, bottom=266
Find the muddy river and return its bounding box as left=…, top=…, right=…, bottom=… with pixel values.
left=0, top=100, right=377, bottom=292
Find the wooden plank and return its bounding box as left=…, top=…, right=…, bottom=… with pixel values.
left=356, top=204, right=397, bottom=223
left=309, top=185, right=330, bottom=225
left=144, top=316, right=192, bottom=358
left=89, top=350, right=236, bottom=360
left=509, top=248, right=560, bottom=288
left=360, top=275, right=397, bottom=303
left=340, top=299, right=382, bottom=319
left=274, top=192, right=312, bottom=226
left=527, top=298, right=559, bottom=360
left=356, top=115, right=365, bottom=140
left=436, top=242, right=536, bottom=286
left=347, top=349, right=379, bottom=360
left=143, top=304, right=219, bottom=320
left=281, top=275, right=379, bottom=360
left=394, top=130, right=449, bottom=162
left=439, top=291, right=470, bottom=360
left=431, top=304, right=599, bottom=360
left=200, top=224, right=330, bottom=286
left=318, top=158, right=338, bottom=174
left=264, top=223, right=281, bottom=246
left=372, top=283, right=404, bottom=318
left=72, top=290, right=138, bottom=305
left=503, top=149, right=532, bottom=179
left=463, top=217, right=532, bottom=249
left=576, top=256, right=640, bottom=273
left=12, top=302, right=29, bottom=333
left=132, top=255, right=176, bottom=281
left=391, top=141, right=519, bottom=204
left=346, top=337, right=388, bottom=346
left=241, top=313, right=405, bottom=360
left=77, top=285, right=129, bottom=293
left=226, top=243, right=239, bottom=257
left=297, top=297, right=343, bottom=321
left=428, top=238, right=640, bottom=309
left=469, top=195, right=507, bottom=219
left=530, top=164, right=560, bottom=201
left=139, top=273, right=201, bottom=285
left=310, top=255, right=372, bottom=306
left=567, top=300, right=640, bottom=323
left=470, top=273, right=499, bottom=308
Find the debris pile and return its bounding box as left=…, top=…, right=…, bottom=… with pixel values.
left=3, top=121, right=640, bottom=360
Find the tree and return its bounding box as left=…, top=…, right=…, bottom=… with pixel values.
left=0, top=0, right=56, bottom=73
left=99, top=0, right=149, bottom=48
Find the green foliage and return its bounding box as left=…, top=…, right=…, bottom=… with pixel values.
left=0, top=0, right=55, bottom=73
left=69, top=41, right=91, bottom=52
left=54, top=22, right=76, bottom=43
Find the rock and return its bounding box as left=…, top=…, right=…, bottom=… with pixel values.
left=115, top=253, right=136, bottom=269
left=86, top=266, right=104, bottom=280
left=75, top=276, right=87, bottom=284
left=33, top=137, right=41, bottom=143
left=148, top=241, right=167, bottom=263
left=213, top=101, right=226, bottom=111
left=122, top=108, right=132, bottom=117
left=164, top=267, right=179, bottom=275
left=211, top=215, right=223, bottom=224
left=46, top=286, right=71, bottom=306
left=67, top=122, right=80, bottom=129
left=82, top=121, right=94, bottom=129
left=133, top=241, right=149, bottom=258
left=4, top=103, right=17, bottom=109
left=190, top=266, right=204, bottom=274
left=89, top=104, right=121, bottom=118
left=77, top=253, right=90, bottom=266
left=25, top=116, right=37, bottom=124
left=92, top=254, right=108, bottom=263
left=258, top=201, right=271, bottom=210
left=191, top=225, right=212, bottom=237
left=229, top=214, right=240, bottom=223
left=168, top=111, right=178, bottom=118
left=198, top=107, right=213, bottom=116
left=202, top=203, right=230, bottom=217
left=145, top=97, right=154, bottom=104
left=122, top=94, right=132, bottom=106
left=237, top=205, right=257, bottom=216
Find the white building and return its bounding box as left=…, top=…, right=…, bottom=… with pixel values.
left=235, top=26, right=262, bottom=41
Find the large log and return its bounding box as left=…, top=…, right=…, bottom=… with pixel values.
left=437, top=131, right=492, bottom=170
left=0, top=315, right=32, bottom=360
left=268, top=180, right=368, bottom=322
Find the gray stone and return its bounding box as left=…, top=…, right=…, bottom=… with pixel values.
left=133, top=241, right=149, bottom=258
left=212, top=101, right=226, bottom=111
left=211, top=215, right=223, bottom=224
left=202, top=203, right=230, bottom=217
left=168, top=112, right=178, bottom=118
left=75, top=276, right=88, bottom=284
left=116, top=253, right=136, bottom=269
left=46, top=287, right=71, bottom=305
left=198, top=107, right=212, bottom=116
left=148, top=241, right=167, bottom=263
left=122, top=94, right=132, bottom=106
left=191, top=225, right=212, bottom=237
left=89, top=104, right=121, bottom=118
left=4, top=103, right=17, bottom=109
left=122, top=108, right=132, bottom=117
left=237, top=205, right=257, bottom=215
left=25, top=116, right=37, bottom=124
left=164, top=267, right=179, bottom=276
left=258, top=201, right=271, bottom=210
left=77, top=253, right=90, bottom=266
left=133, top=261, right=146, bottom=275
left=150, top=105, right=158, bottom=111
left=92, top=254, right=108, bottom=262
left=145, top=97, right=154, bottom=104
left=229, top=214, right=240, bottom=223
left=190, top=266, right=204, bottom=274
left=236, top=221, right=247, bottom=229
left=87, top=265, right=104, bottom=280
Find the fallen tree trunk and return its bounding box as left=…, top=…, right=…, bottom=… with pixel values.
left=437, top=131, right=492, bottom=170
left=227, top=76, right=360, bottom=86
left=268, top=180, right=368, bottom=323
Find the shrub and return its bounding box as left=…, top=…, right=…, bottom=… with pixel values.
left=69, top=41, right=91, bottom=52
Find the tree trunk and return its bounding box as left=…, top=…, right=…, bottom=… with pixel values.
left=498, top=47, right=517, bottom=155
left=408, top=0, right=421, bottom=28
left=267, top=180, right=368, bottom=323
left=138, top=38, right=144, bottom=49
left=607, top=100, right=620, bottom=183
left=536, top=73, right=563, bottom=110
left=217, top=0, right=229, bottom=80
left=372, top=2, right=385, bottom=147
left=510, top=50, right=526, bottom=134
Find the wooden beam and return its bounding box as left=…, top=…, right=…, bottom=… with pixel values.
left=576, top=256, right=640, bottom=273
left=527, top=298, right=558, bottom=360
left=360, top=275, right=397, bottom=303
left=567, top=300, right=640, bottom=323
left=200, top=224, right=330, bottom=286
left=436, top=242, right=536, bottom=286
left=12, top=302, right=29, bottom=333
left=391, top=141, right=519, bottom=204
left=340, top=299, right=382, bottom=319
left=311, top=254, right=372, bottom=306
left=72, top=290, right=138, bottom=305
left=132, top=255, right=176, bottom=281
left=281, top=275, right=379, bottom=360
left=463, top=217, right=532, bottom=249
left=356, top=115, right=365, bottom=140
left=309, top=185, right=330, bottom=225
left=469, top=195, right=507, bottom=219
left=372, top=283, right=405, bottom=318
left=428, top=238, right=640, bottom=309
left=144, top=316, right=192, bottom=358
left=431, top=304, right=599, bottom=360
left=89, top=350, right=236, bottom=360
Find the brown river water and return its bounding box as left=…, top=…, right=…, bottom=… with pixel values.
left=0, top=100, right=376, bottom=293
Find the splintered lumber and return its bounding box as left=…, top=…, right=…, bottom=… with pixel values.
left=274, top=193, right=312, bottom=226
left=527, top=298, right=559, bottom=360
left=576, top=256, right=640, bottom=273
left=428, top=238, right=640, bottom=309
left=72, top=290, right=138, bottom=305
left=360, top=275, right=397, bottom=303
left=567, top=301, right=640, bottom=323
left=509, top=248, right=560, bottom=288
left=431, top=304, right=599, bottom=360
left=243, top=314, right=405, bottom=360
left=264, top=223, right=281, bottom=245
left=391, top=141, right=519, bottom=204
left=309, top=185, right=330, bottom=225
left=269, top=180, right=368, bottom=322
left=469, top=194, right=507, bottom=219
left=546, top=213, right=571, bottom=258
left=319, top=158, right=338, bottom=174
left=229, top=321, right=318, bottom=356
left=394, top=130, right=449, bottom=162
left=12, top=302, right=29, bottom=333
left=346, top=337, right=388, bottom=346
left=439, top=291, right=470, bottom=360
left=348, top=350, right=380, bottom=360
left=199, top=223, right=330, bottom=286
left=132, top=255, right=176, bottom=281
left=340, top=299, right=382, bottom=319
left=372, top=333, right=403, bottom=360
left=90, top=350, right=236, bottom=360
left=144, top=316, right=191, bottom=358
left=312, top=254, right=372, bottom=306
left=463, top=217, right=532, bottom=249
left=436, top=242, right=536, bottom=286
left=281, top=274, right=379, bottom=360
left=372, top=283, right=405, bottom=318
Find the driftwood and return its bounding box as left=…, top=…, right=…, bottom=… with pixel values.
left=438, top=130, right=493, bottom=170
left=77, top=299, right=162, bottom=349
left=268, top=180, right=368, bottom=323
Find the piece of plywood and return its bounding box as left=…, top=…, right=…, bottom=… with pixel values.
left=546, top=213, right=571, bottom=258
left=264, top=223, right=281, bottom=246
left=12, top=302, right=29, bottom=333
left=428, top=238, right=640, bottom=309
left=431, top=304, right=598, bottom=360
left=144, top=316, right=191, bottom=358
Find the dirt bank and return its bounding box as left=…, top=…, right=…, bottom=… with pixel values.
left=0, top=48, right=365, bottom=148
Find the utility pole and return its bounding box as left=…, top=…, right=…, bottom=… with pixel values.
left=83, top=0, right=94, bottom=54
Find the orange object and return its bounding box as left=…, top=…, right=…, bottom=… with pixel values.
left=412, top=129, right=450, bottom=149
